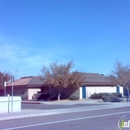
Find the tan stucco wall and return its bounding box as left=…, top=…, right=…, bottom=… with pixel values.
left=6, top=87, right=28, bottom=100
left=62, top=87, right=79, bottom=98
left=6, top=87, right=28, bottom=96
left=48, top=87, right=79, bottom=99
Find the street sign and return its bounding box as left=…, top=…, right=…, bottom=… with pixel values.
left=4, top=82, right=6, bottom=87
left=11, top=76, right=14, bottom=82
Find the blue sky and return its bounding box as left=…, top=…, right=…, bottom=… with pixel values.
left=0, top=0, right=130, bottom=78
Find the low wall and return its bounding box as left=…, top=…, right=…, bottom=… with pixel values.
left=0, top=96, right=21, bottom=113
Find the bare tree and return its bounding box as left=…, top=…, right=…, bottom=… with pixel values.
left=109, top=61, right=130, bottom=100
left=40, top=61, right=86, bottom=100
left=0, top=72, right=11, bottom=89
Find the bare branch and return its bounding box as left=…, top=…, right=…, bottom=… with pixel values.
left=0, top=72, right=11, bottom=89
left=40, top=61, right=85, bottom=100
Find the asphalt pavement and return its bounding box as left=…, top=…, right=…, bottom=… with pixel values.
left=0, top=106, right=130, bottom=130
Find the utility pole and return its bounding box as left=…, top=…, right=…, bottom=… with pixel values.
left=11, top=76, right=14, bottom=112
left=4, top=82, right=6, bottom=96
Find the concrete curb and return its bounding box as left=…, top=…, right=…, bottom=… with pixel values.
left=22, top=101, right=42, bottom=104
left=21, top=99, right=103, bottom=105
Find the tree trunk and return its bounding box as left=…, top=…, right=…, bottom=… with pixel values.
left=58, top=93, right=60, bottom=101
left=57, top=87, right=63, bottom=101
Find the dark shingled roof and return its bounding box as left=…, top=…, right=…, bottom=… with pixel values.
left=7, top=76, right=45, bottom=87
left=82, top=73, right=114, bottom=86
left=7, top=73, right=115, bottom=87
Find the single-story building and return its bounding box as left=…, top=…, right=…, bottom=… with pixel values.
left=5, top=73, right=123, bottom=100
left=79, top=73, right=123, bottom=99
left=6, top=76, right=45, bottom=100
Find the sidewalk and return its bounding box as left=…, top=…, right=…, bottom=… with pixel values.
left=1, top=99, right=130, bottom=121
left=22, top=99, right=104, bottom=105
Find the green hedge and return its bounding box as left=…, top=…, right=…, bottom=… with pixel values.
left=111, top=93, right=122, bottom=98
left=102, top=95, right=120, bottom=102
left=91, top=93, right=122, bottom=99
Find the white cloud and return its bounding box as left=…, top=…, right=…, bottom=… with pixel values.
left=0, top=35, right=68, bottom=78
left=0, top=34, right=88, bottom=79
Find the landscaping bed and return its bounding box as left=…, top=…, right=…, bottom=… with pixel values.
left=90, top=93, right=123, bottom=102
